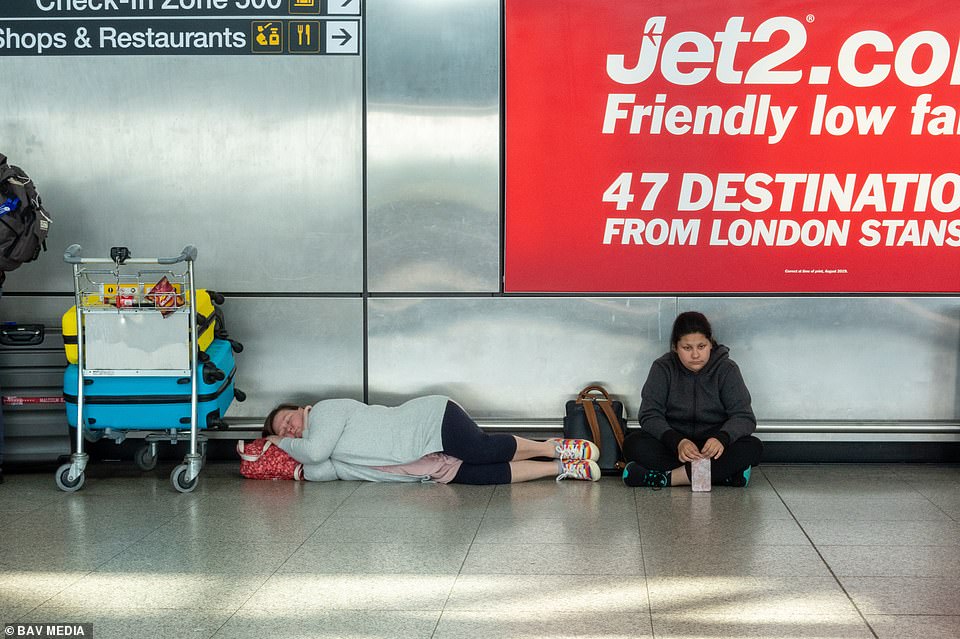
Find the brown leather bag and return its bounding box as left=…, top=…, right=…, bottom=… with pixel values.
left=563, top=385, right=628, bottom=472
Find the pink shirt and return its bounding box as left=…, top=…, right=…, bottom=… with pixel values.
left=371, top=452, right=463, bottom=483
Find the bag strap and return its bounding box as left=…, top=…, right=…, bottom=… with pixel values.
left=578, top=396, right=602, bottom=446
left=577, top=385, right=612, bottom=402
left=596, top=399, right=626, bottom=451
left=236, top=439, right=271, bottom=462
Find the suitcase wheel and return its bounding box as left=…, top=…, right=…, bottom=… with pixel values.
left=135, top=445, right=158, bottom=471
left=234, top=388, right=247, bottom=402
left=229, top=339, right=243, bottom=354
left=202, top=364, right=226, bottom=385
left=55, top=464, right=85, bottom=493
left=171, top=464, right=198, bottom=493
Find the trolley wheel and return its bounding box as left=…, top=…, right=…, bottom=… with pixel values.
left=211, top=291, right=225, bottom=305
left=134, top=445, right=158, bottom=471
left=55, top=464, right=85, bottom=492
left=171, top=464, right=198, bottom=493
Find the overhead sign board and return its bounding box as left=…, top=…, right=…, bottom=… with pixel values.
left=0, top=0, right=361, bottom=55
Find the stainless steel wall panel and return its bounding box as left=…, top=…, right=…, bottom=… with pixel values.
left=685, top=297, right=960, bottom=421
left=0, top=295, right=71, bottom=326
left=224, top=297, right=364, bottom=419
left=0, top=56, right=362, bottom=293
left=368, top=297, right=675, bottom=418
left=366, top=0, right=501, bottom=292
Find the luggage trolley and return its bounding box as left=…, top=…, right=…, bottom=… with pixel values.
left=57, top=244, right=206, bottom=493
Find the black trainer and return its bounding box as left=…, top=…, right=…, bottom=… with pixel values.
left=622, top=461, right=668, bottom=488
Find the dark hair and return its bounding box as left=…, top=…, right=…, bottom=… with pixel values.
left=670, top=311, right=715, bottom=348
left=263, top=403, right=300, bottom=437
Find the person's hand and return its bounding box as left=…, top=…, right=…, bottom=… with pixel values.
left=677, top=438, right=702, bottom=462
left=701, top=437, right=725, bottom=459
left=266, top=435, right=282, bottom=446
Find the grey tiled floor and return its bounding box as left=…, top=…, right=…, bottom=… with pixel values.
left=1, top=463, right=959, bottom=638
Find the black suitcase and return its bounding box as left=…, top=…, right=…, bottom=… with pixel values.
left=0, top=322, right=70, bottom=464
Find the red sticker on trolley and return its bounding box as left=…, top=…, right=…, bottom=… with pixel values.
left=146, top=276, right=182, bottom=317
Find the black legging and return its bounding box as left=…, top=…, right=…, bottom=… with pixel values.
left=622, top=429, right=762, bottom=484
left=441, top=401, right=518, bottom=485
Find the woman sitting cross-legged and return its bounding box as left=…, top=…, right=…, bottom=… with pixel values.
left=622, top=311, right=763, bottom=488
left=263, top=395, right=601, bottom=484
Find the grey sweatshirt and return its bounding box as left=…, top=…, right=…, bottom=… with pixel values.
left=638, top=344, right=756, bottom=452
left=278, top=395, right=448, bottom=482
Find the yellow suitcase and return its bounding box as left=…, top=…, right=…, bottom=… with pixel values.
left=61, top=288, right=224, bottom=365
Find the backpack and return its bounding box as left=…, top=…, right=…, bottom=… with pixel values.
left=0, top=153, right=52, bottom=281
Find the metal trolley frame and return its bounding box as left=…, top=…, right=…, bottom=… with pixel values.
left=56, top=244, right=205, bottom=493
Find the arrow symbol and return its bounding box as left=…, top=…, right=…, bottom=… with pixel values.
left=332, top=28, right=352, bottom=46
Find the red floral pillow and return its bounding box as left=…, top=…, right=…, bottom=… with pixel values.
left=237, top=439, right=304, bottom=480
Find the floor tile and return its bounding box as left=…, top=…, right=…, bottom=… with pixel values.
left=43, top=572, right=268, bottom=610
left=907, top=485, right=960, bottom=519
left=0, top=537, right=134, bottom=572
left=634, top=489, right=795, bottom=520
left=866, top=614, right=960, bottom=639
left=213, top=609, right=441, bottom=639
left=798, top=518, right=960, bottom=546
left=783, top=495, right=951, bottom=521
left=646, top=576, right=859, bottom=616
left=0, top=571, right=88, bottom=617
left=485, top=480, right=636, bottom=518
left=819, top=544, right=960, bottom=577
left=461, top=542, right=643, bottom=575
left=95, top=537, right=303, bottom=575
left=333, top=482, right=493, bottom=519
left=18, top=605, right=232, bottom=639
left=475, top=513, right=641, bottom=545
left=279, top=542, right=470, bottom=575
left=640, top=516, right=810, bottom=546
left=652, top=611, right=875, bottom=639
left=891, top=464, right=960, bottom=484
left=312, top=515, right=481, bottom=544
left=763, top=465, right=923, bottom=498
left=0, top=477, right=61, bottom=517
left=840, top=576, right=960, bottom=615
left=642, top=545, right=831, bottom=577
left=434, top=610, right=653, bottom=639
left=242, top=574, right=457, bottom=610
left=445, top=575, right=649, bottom=612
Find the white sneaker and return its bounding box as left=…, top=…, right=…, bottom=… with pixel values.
left=556, top=459, right=601, bottom=482
left=550, top=438, right=600, bottom=461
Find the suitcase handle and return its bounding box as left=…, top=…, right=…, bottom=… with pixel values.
left=0, top=324, right=44, bottom=346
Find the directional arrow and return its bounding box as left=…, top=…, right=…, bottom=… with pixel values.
left=332, top=27, right=352, bottom=47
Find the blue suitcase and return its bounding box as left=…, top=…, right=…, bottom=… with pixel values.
left=64, top=338, right=238, bottom=431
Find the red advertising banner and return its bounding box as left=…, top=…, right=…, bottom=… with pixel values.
left=504, top=0, right=960, bottom=292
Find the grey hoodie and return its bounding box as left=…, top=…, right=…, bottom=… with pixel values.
left=638, top=344, right=756, bottom=452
